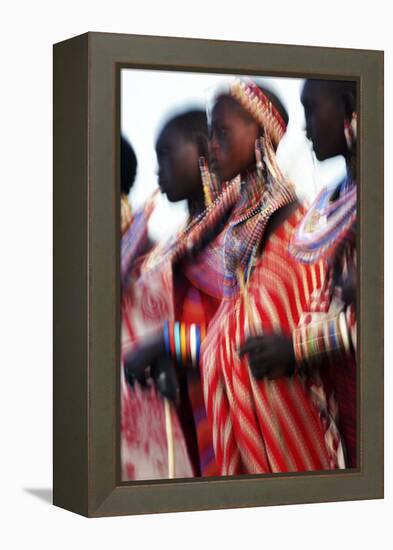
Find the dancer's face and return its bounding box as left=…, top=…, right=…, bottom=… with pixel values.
left=156, top=126, right=201, bottom=202
left=209, top=96, right=259, bottom=182
left=301, top=80, right=348, bottom=161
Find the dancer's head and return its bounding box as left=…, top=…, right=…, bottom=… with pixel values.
left=155, top=109, right=209, bottom=203
left=121, top=136, right=138, bottom=195
left=209, top=79, right=288, bottom=182
left=301, top=79, right=356, bottom=161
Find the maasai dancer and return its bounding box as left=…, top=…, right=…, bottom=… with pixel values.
left=119, top=135, right=159, bottom=290
left=287, top=79, right=357, bottom=467
left=250, top=79, right=357, bottom=468
left=120, top=135, right=137, bottom=235
left=198, top=78, right=339, bottom=475
left=121, top=110, right=236, bottom=479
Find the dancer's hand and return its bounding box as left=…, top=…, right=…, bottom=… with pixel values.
left=151, top=356, right=180, bottom=403
left=341, top=266, right=356, bottom=307
left=239, top=334, right=295, bottom=380
left=124, top=334, right=179, bottom=403
left=124, top=335, right=164, bottom=386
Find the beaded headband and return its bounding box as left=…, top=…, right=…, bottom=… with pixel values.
left=228, top=78, right=287, bottom=148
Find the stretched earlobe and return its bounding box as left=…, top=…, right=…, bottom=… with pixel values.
left=344, top=112, right=357, bottom=153
left=199, top=156, right=220, bottom=207
left=255, top=137, right=265, bottom=182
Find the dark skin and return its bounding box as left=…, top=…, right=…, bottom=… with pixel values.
left=209, top=94, right=299, bottom=380
left=127, top=94, right=296, bottom=386
left=300, top=80, right=352, bottom=162
left=156, top=125, right=205, bottom=216
left=243, top=80, right=357, bottom=380
left=124, top=125, right=206, bottom=401
left=341, top=265, right=356, bottom=307
left=239, top=334, right=296, bottom=380
left=303, top=79, right=357, bottom=309
left=209, top=96, right=260, bottom=182
left=237, top=200, right=300, bottom=380
left=303, top=80, right=357, bottom=309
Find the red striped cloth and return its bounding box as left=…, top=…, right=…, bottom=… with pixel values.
left=201, top=205, right=337, bottom=475
left=180, top=284, right=219, bottom=476
left=296, top=242, right=357, bottom=468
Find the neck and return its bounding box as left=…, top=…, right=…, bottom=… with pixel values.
left=187, top=189, right=205, bottom=218
left=241, top=166, right=265, bottom=196
left=240, top=163, right=257, bottom=182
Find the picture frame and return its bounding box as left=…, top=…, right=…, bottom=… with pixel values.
left=53, top=31, right=384, bottom=517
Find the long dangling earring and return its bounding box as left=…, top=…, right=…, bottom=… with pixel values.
left=199, top=156, right=214, bottom=207
left=255, top=137, right=265, bottom=183
left=344, top=112, right=357, bottom=153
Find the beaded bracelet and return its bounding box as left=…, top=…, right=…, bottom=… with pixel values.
left=163, top=320, right=206, bottom=368
left=293, top=311, right=352, bottom=368
left=190, top=324, right=197, bottom=368
left=293, top=326, right=303, bottom=365
left=174, top=322, right=182, bottom=366
left=163, top=320, right=171, bottom=356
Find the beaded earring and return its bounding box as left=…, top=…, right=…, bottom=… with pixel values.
left=199, top=156, right=220, bottom=207
left=254, top=137, right=266, bottom=183
left=344, top=112, right=357, bottom=153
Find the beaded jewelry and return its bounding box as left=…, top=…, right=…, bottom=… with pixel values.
left=344, top=112, right=357, bottom=153
left=229, top=78, right=287, bottom=149
left=293, top=308, right=355, bottom=368
left=163, top=320, right=206, bottom=369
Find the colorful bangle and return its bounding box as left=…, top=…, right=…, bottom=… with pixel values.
left=312, top=322, right=323, bottom=356
left=301, top=326, right=309, bottom=363
left=328, top=318, right=338, bottom=351
left=162, top=321, right=206, bottom=369
left=174, top=322, right=182, bottom=367
left=180, top=322, right=187, bottom=365
left=168, top=321, right=176, bottom=361
left=323, top=318, right=331, bottom=354
left=190, top=324, right=197, bottom=368
left=293, top=327, right=303, bottom=365
left=334, top=315, right=343, bottom=354
left=307, top=327, right=314, bottom=358
left=346, top=305, right=357, bottom=352
left=296, top=312, right=351, bottom=366
left=186, top=322, right=191, bottom=362
left=200, top=323, right=206, bottom=342
left=195, top=324, right=201, bottom=366
left=163, top=321, right=171, bottom=356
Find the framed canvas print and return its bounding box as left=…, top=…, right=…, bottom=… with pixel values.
left=53, top=32, right=383, bottom=517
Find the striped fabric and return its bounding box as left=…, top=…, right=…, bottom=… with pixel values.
left=201, top=205, right=338, bottom=475
left=291, top=180, right=357, bottom=468
left=120, top=178, right=241, bottom=481
left=181, top=285, right=219, bottom=476
left=294, top=254, right=357, bottom=468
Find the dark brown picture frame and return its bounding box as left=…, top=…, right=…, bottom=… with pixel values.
left=53, top=31, right=384, bottom=517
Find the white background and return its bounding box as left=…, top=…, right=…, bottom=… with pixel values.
left=121, top=70, right=345, bottom=242
left=0, top=1, right=391, bottom=548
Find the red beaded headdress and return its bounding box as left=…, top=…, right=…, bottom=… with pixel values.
left=228, top=78, right=287, bottom=148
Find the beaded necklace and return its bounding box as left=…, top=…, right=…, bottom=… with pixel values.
left=223, top=156, right=296, bottom=297
left=141, top=176, right=242, bottom=273
left=290, top=175, right=356, bottom=265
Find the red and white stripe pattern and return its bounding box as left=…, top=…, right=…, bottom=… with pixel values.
left=201, top=206, right=336, bottom=475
